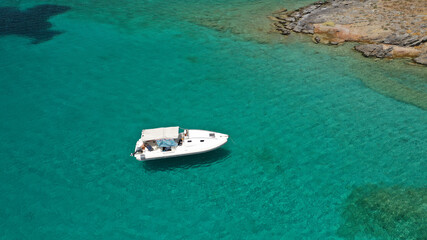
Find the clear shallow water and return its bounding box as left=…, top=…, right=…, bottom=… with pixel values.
left=0, top=1, right=426, bottom=239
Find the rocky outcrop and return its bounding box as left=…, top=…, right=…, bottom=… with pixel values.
left=354, top=44, right=394, bottom=58
left=354, top=44, right=421, bottom=58
left=383, top=34, right=427, bottom=47
left=413, top=54, right=427, bottom=65
left=270, top=0, right=427, bottom=65
left=272, top=1, right=327, bottom=35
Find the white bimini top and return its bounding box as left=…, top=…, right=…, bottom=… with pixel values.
left=141, top=126, right=179, bottom=141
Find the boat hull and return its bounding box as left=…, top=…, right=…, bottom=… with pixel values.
left=135, top=141, right=226, bottom=161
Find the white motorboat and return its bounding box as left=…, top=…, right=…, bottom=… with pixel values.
left=131, top=126, right=229, bottom=161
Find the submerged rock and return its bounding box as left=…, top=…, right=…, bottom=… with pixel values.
left=0, top=4, right=71, bottom=44
left=272, top=8, right=287, bottom=14
left=313, top=36, right=321, bottom=44
left=338, top=185, right=427, bottom=239
left=279, top=29, right=291, bottom=35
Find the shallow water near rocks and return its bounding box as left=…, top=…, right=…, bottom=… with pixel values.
left=0, top=0, right=426, bottom=239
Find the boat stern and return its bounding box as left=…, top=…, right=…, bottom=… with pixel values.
left=135, top=153, right=145, bottom=161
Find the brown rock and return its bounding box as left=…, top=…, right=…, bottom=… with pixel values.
left=390, top=45, right=421, bottom=58
left=313, top=24, right=361, bottom=42
left=354, top=44, right=421, bottom=58
left=268, top=16, right=280, bottom=21
left=313, top=36, right=321, bottom=43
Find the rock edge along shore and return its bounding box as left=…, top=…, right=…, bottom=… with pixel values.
left=270, top=0, right=427, bottom=65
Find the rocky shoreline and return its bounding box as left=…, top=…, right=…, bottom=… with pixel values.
left=270, top=0, right=427, bottom=65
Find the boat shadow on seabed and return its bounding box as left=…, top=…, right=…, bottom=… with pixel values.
left=142, top=148, right=231, bottom=171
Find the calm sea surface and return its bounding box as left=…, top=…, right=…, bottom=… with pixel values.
left=0, top=0, right=426, bottom=239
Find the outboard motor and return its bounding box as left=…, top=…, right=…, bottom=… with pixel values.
left=130, top=147, right=143, bottom=157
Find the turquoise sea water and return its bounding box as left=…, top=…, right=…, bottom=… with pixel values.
left=1, top=0, right=426, bottom=239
